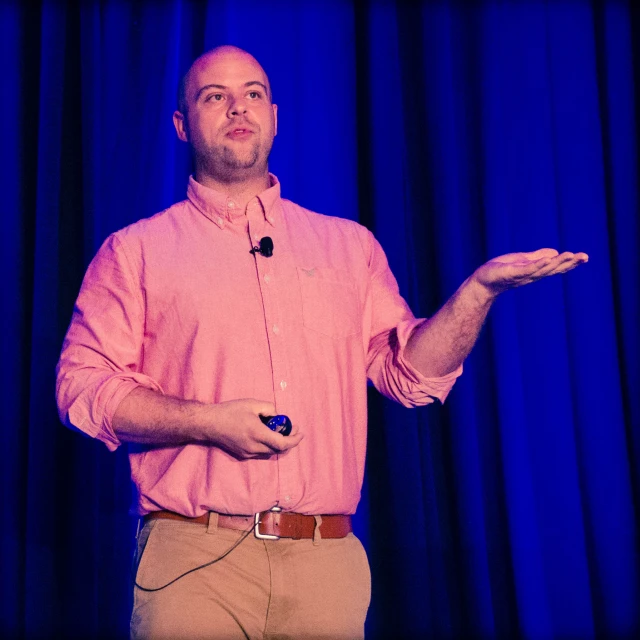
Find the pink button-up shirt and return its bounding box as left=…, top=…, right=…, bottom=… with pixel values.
left=56, top=176, right=461, bottom=516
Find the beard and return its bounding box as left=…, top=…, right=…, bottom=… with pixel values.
left=217, top=141, right=260, bottom=169
left=196, top=137, right=271, bottom=183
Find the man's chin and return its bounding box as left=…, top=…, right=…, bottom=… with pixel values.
left=221, top=149, right=261, bottom=170
left=233, top=158, right=259, bottom=169
left=197, top=146, right=265, bottom=179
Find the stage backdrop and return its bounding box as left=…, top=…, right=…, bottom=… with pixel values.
left=1, top=0, right=639, bottom=638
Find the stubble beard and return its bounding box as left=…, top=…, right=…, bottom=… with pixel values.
left=199, top=138, right=270, bottom=184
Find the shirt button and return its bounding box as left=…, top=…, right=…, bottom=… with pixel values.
left=264, top=274, right=271, bottom=284
left=284, top=495, right=291, bottom=501
left=280, top=380, right=287, bottom=390
left=272, top=325, right=280, bottom=334
left=228, top=201, right=235, bottom=208
left=267, top=216, right=274, bottom=223
left=217, top=217, right=223, bottom=225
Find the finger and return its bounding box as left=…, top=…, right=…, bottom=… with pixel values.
left=228, top=445, right=278, bottom=461
left=500, top=254, right=557, bottom=277
left=519, top=259, right=567, bottom=282
left=528, top=253, right=588, bottom=280
left=522, top=254, right=559, bottom=271
left=570, top=252, right=589, bottom=262
left=251, top=453, right=278, bottom=460
left=547, top=257, right=588, bottom=276
left=276, top=433, right=304, bottom=453
left=259, top=430, right=304, bottom=453
left=534, top=251, right=576, bottom=273
left=490, top=248, right=554, bottom=261
left=521, top=248, right=560, bottom=260
left=280, top=431, right=304, bottom=449
left=490, top=248, right=558, bottom=267
left=244, top=436, right=289, bottom=457
left=525, top=250, right=588, bottom=272
left=546, top=251, right=587, bottom=270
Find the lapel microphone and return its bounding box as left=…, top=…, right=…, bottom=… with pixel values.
left=250, top=236, right=274, bottom=257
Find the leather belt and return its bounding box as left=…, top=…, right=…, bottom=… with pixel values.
left=144, top=508, right=352, bottom=540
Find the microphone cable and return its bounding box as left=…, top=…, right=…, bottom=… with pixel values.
left=133, top=522, right=255, bottom=593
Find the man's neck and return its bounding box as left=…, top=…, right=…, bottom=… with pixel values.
left=195, top=170, right=272, bottom=212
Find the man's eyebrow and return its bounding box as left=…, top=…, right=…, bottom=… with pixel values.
left=195, top=81, right=269, bottom=102
left=244, top=81, right=269, bottom=94
left=195, top=84, right=227, bottom=101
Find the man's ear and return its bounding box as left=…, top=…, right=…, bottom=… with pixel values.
left=272, top=103, right=278, bottom=136
left=173, top=110, right=189, bottom=142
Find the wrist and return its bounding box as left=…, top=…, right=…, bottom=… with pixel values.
left=463, top=273, right=500, bottom=307
left=195, top=401, right=223, bottom=444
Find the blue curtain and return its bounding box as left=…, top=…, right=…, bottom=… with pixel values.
left=2, top=0, right=638, bottom=638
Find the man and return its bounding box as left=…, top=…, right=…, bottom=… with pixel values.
left=56, top=45, right=587, bottom=639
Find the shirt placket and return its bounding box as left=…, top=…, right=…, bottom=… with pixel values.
left=247, top=205, right=296, bottom=508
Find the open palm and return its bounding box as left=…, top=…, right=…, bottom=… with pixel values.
left=474, top=248, right=589, bottom=295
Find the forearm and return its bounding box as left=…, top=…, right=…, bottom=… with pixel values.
left=404, top=275, right=496, bottom=378
left=111, top=388, right=299, bottom=458
left=112, top=387, right=214, bottom=445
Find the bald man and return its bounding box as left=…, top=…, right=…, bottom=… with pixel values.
left=56, top=46, right=587, bottom=639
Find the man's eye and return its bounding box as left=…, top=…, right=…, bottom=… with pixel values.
left=206, top=94, right=224, bottom=102
left=248, top=91, right=261, bottom=99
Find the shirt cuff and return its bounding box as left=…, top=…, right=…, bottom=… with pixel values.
left=394, top=318, right=463, bottom=404
left=67, top=373, right=163, bottom=452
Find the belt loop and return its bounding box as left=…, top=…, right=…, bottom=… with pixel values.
left=207, top=511, right=219, bottom=535
left=313, top=515, right=323, bottom=546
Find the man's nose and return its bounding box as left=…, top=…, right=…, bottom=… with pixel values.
left=228, top=97, right=247, bottom=117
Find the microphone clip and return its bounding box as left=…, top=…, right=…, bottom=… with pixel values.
left=250, top=236, right=274, bottom=258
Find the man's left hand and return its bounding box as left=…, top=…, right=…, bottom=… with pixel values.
left=471, top=248, right=589, bottom=301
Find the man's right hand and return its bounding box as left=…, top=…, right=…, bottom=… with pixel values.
left=112, top=388, right=303, bottom=457
left=207, top=398, right=304, bottom=460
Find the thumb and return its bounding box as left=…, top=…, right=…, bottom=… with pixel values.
left=250, top=399, right=277, bottom=418
left=523, top=248, right=559, bottom=260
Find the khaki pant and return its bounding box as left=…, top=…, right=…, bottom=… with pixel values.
left=131, top=514, right=371, bottom=639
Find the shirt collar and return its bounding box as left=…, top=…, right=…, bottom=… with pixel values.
left=186, top=173, right=282, bottom=229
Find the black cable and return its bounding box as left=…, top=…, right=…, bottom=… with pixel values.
left=133, top=524, right=255, bottom=593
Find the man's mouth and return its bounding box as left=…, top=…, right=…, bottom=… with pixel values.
left=227, top=128, right=253, bottom=139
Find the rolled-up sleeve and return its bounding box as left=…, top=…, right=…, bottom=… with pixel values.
left=363, top=231, right=462, bottom=407
left=56, top=233, right=162, bottom=451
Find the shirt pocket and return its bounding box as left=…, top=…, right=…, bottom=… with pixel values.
left=297, top=266, right=360, bottom=338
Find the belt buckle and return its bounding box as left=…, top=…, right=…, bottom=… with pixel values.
left=254, top=506, right=282, bottom=540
